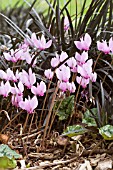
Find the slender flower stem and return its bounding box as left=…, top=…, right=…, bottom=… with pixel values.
left=41, top=82, right=59, bottom=149
left=39, top=72, right=55, bottom=128
left=47, top=97, right=64, bottom=138
left=23, top=113, right=29, bottom=132
left=1, top=110, right=23, bottom=133
left=93, top=52, right=102, bottom=71
left=38, top=80, right=51, bottom=128
left=27, top=113, right=35, bottom=143
left=67, top=83, right=81, bottom=126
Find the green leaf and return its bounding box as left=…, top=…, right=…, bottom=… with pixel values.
left=0, top=156, right=17, bottom=169
left=54, top=95, right=74, bottom=120
left=62, top=125, right=88, bottom=137
left=99, top=125, right=113, bottom=140
left=0, top=144, right=21, bottom=159
left=82, top=108, right=97, bottom=127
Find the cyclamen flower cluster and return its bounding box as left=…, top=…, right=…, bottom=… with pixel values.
left=0, top=29, right=99, bottom=114
left=0, top=33, right=52, bottom=114
left=4, top=48, right=36, bottom=66
left=0, top=67, right=46, bottom=113
left=21, top=32, right=52, bottom=51
left=44, top=33, right=97, bottom=90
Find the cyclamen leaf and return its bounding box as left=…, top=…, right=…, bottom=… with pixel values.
left=82, top=108, right=97, bottom=127
left=62, top=125, right=88, bottom=137
left=99, top=125, right=113, bottom=140
left=0, top=144, right=21, bottom=159
left=54, top=95, right=74, bottom=120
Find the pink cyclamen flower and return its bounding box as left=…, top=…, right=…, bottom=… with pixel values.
left=97, top=40, right=110, bottom=54
left=90, top=72, right=97, bottom=82
left=56, top=65, right=70, bottom=82
left=76, top=76, right=90, bottom=88
left=59, top=51, right=68, bottom=62
left=67, top=82, right=76, bottom=93
left=64, top=16, right=70, bottom=31
left=74, top=33, right=92, bottom=51
left=67, top=57, right=77, bottom=73
left=19, top=68, right=36, bottom=89
left=77, top=59, right=93, bottom=79
left=15, top=47, right=36, bottom=66
left=59, top=82, right=67, bottom=92
left=11, top=81, right=24, bottom=96
left=67, top=57, right=77, bottom=68
left=23, top=51, right=36, bottom=66
left=12, top=94, right=23, bottom=107
left=31, top=33, right=52, bottom=50
left=0, top=68, right=18, bottom=82
left=6, top=68, right=18, bottom=82
left=51, top=51, right=68, bottom=68
left=59, top=81, right=76, bottom=93
left=75, top=51, right=88, bottom=65
left=31, top=81, right=46, bottom=96
left=4, top=49, right=24, bottom=63
left=44, top=69, right=54, bottom=79
left=51, top=54, right=60, bottom=68
left=0, top=81, right=11, bottom=97
left=19, top=96, right=38, bottom=114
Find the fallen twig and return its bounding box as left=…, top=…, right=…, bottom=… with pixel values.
left=15, top=156, right=78, bottom=170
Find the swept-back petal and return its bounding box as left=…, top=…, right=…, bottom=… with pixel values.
left=30, top=96, right=38, bottom=110
left=31, top=33, right=38, bottom=44
left=41, top=34, right=46, bottom=46
left=19, top=101, right=25, bottom=110
left=18, top=81, right=24, bottom=93
left=74, top=41, right=83, bottom=50
left=84, top=33, right=92, bottom=47
left=60, top=51, right=68, bottom=62
left=45, top=40, right=52, bottom=49
left=31, top=86, right=37, bottom=95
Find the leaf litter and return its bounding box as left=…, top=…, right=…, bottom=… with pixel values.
left=0, top=126, right=113, bottom=170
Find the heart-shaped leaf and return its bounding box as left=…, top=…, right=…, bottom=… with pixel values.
left=99, top=125, right=113, bottom=140
left=62, top=125, right=88, bottom=137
